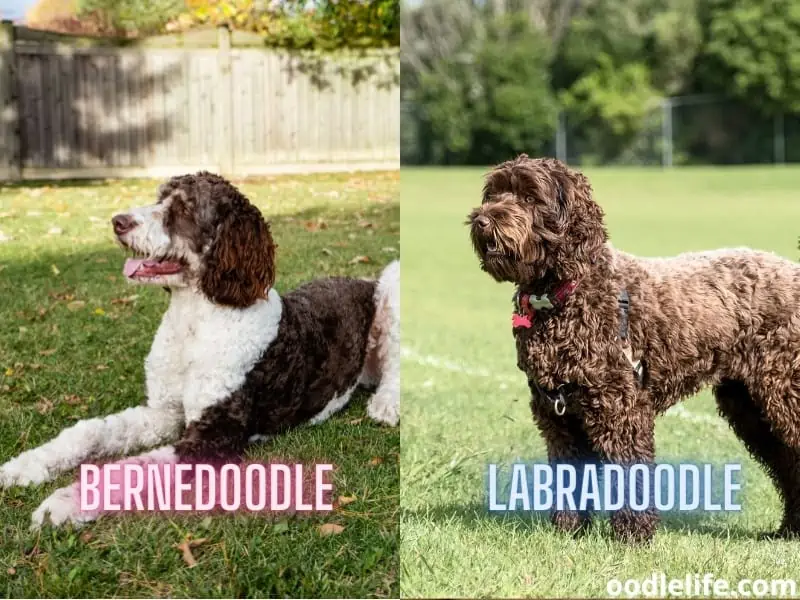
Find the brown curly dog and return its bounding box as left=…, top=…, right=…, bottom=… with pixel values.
left=468, top=154, right=800, bottom=543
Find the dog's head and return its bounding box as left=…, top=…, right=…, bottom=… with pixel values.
left=111, top=171, right=276, bottom=308
left=467, top=155, right=607, bottom=288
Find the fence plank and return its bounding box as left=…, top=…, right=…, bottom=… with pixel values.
left=7, top=26, right=399, bottom=179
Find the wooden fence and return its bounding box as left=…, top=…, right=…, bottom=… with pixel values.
left=0, top=22, right=399, bottom=180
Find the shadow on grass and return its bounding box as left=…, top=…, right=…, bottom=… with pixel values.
left=403, top=501, right=774, bottom=541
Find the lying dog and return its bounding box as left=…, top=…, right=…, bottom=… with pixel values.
left=468, top=155, right=800, bottom=543
left=0, top=171, right=399, bottom=526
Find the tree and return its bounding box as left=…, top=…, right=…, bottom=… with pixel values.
left=404, top=4, right=558, bottom=164
left=76, top=0, right=185, bottom=36
left=699, top=0, right=800, bottom=114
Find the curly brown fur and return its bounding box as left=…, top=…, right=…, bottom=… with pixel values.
left=469, top=154, right=800, bottom=543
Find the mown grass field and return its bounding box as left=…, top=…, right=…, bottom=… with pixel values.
left=401, top=167, right=800, bottom=598
left=0, top=172, right=399, bottom=598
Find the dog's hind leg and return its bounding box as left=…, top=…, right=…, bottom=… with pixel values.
left=0, top=405, right=183, bottom=488
left=362, top=261, right=399, bottom=426
left=530, top=389, right=599, bottom=535
left=715, top=378, right=800, bottom=537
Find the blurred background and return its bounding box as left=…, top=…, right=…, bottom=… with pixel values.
left=400, top=0, right=800, bottom=166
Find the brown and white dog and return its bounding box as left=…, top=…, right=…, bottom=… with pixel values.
left=0, top=171, right=399, bottom=527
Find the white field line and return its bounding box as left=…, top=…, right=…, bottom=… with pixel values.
left=402, top=346, right=727, bottom=432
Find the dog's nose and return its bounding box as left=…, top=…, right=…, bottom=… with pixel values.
left=112, top=214, right=137, bottom=235
left=474, top=215, right=491, bottom=230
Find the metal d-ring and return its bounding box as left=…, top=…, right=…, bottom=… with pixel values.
left=553, top=392, right=566, bottom=416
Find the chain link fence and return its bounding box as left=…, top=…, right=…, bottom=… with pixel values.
left=402, top=94, right=800, bottom=166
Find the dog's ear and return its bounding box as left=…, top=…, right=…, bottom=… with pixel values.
left=201, top=204, right=276, bottom=307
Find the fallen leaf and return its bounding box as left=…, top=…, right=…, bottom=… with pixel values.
left=6, top=567, right=15, bottom=576
left=67, top=301, right=86, bottom=311
left=94, top=308, right=105, bottom=316
left=95, top=365, right=109, bottom=371
left=39, top=349, right=57, bottom=356
left=337, top=495, right=357, bottom=506
left=304, top=220, right=328, bottom=232
left=368, top=457, right=383, bottom=466
left=51, top=264, right=60, bottom=276
left=111, top=295, right=138, bottom=305
left=349, top=255, right=370, bottom=265
left=347, top=417, right=364, bottom=425
left=317, top=523, right=344, bottom=536
left=63, top=394, right=82, bottom=405
left=4, top=367, right=13, bottom=377
left=36, top=398, right=53, bottom=414
left=173, top=537, right=208, bottom=568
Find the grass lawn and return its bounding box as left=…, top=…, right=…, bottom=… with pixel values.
left=401, top=167, right=800, bottom=598
left=0, top=172, right=399, bottom=598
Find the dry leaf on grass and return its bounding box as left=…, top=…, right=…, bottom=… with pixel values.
left=337, top=495, right=357, bottom=507
left=67, top=301, right=86, bottom=311
left=317, top=523, right=344, bottom=536
left=304, top=220, right=329, bottom=232
left=36, top=398, right=53, bottom=415
left=111, top=295, right=138, bottom=305
left=368, top=457, right=383, bottom=466
left=173, top=537, right=208, bottom=568
left=349, top=255, right=370, bottom=265
left=6, top=567, right=15, bottom=576
left=39, top=349, right=57, bottom=356
left=347, top=417, right=364, bottom=425
left=63, top=394, right=82, bottom=406
left=96, top=365, right=109, bottom=371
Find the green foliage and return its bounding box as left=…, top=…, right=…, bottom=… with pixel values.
left=560, top=55, right=659, bottom=163
left=701, top=0, right=800, bottom=114
left=412, top=13, right=558, bottom=164
left=77, top=0, right=184, bottom=35
left=182, top=0, right=399, bottom=49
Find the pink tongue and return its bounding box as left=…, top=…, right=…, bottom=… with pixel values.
left=123, top=258, right=182, bottom=278
left=124, top=258, right=146, bottom=278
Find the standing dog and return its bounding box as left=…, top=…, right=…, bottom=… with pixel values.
left=0, top=171, right=399, bottom=527
left=468, top=154, right=800, bottom=543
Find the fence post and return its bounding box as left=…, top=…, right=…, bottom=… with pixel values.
left=661, top=99, right=673, bottom=168
left=0, top=21, right=20, bottom=181
left=216, top=25, right=234, bottom=175
left=774, top=112, right=786, bottom=164
left=555, top=111, right=567, bottom=163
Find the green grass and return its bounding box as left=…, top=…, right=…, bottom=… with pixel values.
left=0, top=172, right=399, bottom=598
left=400, top=167, right=800, bottom=598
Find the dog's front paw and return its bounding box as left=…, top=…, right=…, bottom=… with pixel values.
left=611, top=509, right=658, bottom=544
left=30, top=484, right=96, bottom=530
left=367, top=391, right=399, bottom=426
left=0, top=455, right=52, bottom=488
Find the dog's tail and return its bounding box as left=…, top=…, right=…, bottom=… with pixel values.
left=361, top=261, right=400, bottom=425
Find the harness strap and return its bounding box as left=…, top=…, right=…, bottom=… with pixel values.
left=618, top=289, right=644, bottom=384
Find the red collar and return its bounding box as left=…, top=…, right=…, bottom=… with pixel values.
left=512, top=280, right=579, bottom=329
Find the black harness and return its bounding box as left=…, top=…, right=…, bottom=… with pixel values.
left=531, top=289, right=644, bottom=416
